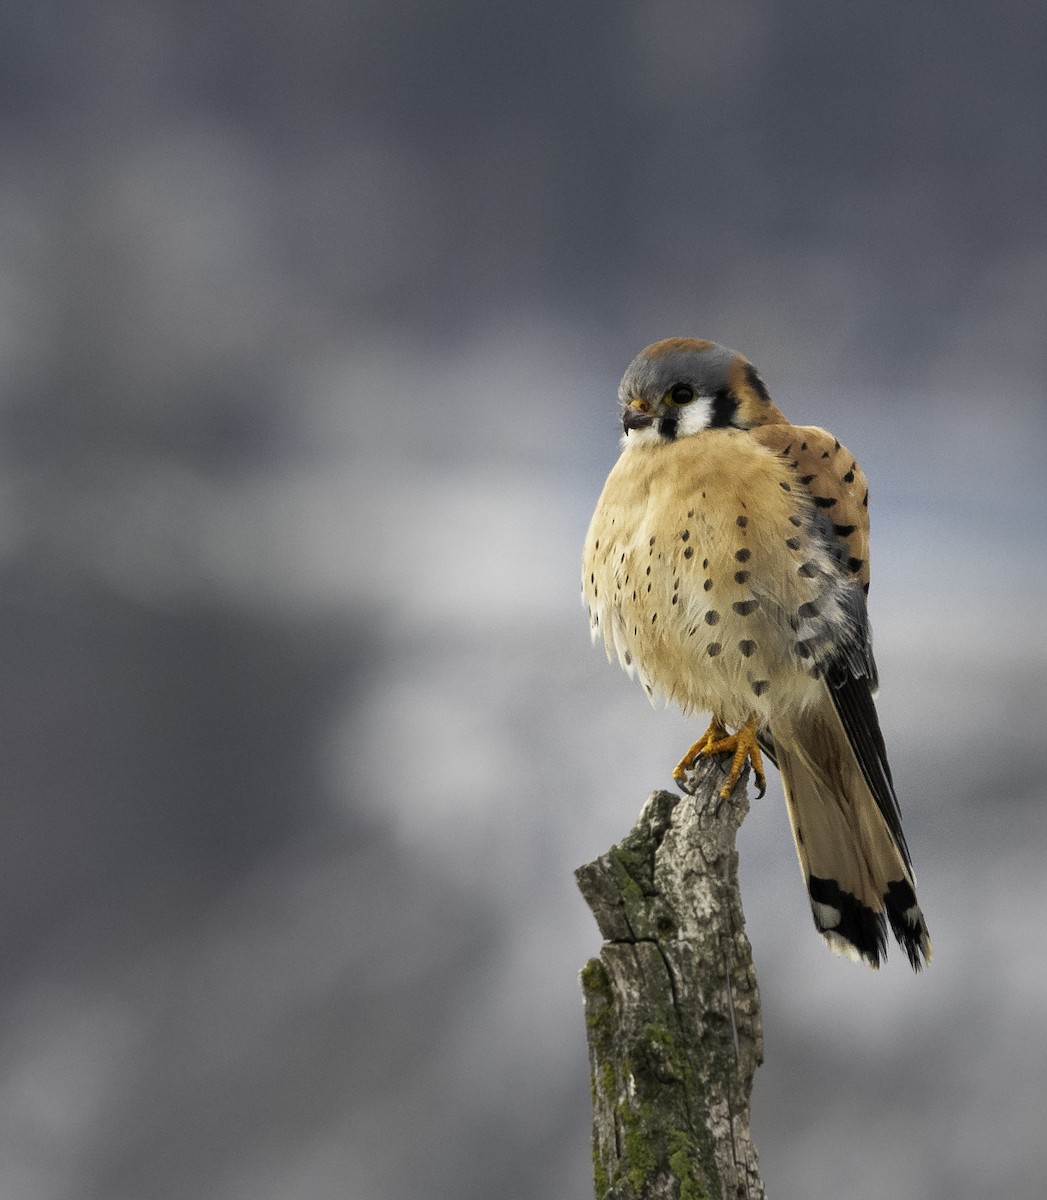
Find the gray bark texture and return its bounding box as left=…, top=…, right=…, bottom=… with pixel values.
left=575, top=757, right=766, bottom=1200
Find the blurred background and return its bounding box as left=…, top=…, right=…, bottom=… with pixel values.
left=1, top=2, right=1046, bottom=1197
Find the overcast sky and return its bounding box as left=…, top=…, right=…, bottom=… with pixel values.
left=0, top=4, right=1045, bottom=1198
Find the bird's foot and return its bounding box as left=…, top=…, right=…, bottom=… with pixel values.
left=673, top=716, right=766, bottom=801
left=673, top=719, right=729, bottom=785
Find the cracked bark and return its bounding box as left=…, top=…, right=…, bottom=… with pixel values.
left=576, top=756, right=766, bottom=1200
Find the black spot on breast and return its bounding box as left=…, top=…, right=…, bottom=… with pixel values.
left=624, top=651, right=631, bottom=665
left=687, top=509, right=695, bottom=518
left=798, top=600, right=820, bottom=619
left=736, top=515, right=748, bottom=527
left=751, top=680, right=770, bottom=697
left=734, top=570, right=749, bottom=584
left=821, top=450, right=830, bottom=459
left=797, top=561, right=818, bottom=578
left=795, top=824, right=804, bottom=846
left=594, top=540, right=600, bottom=550
left=739, top=639, right=756, bottom=657
left=861, top=490, right=869, bottom=507
left=813, top=495, right=837, bottom=509
left=681, top=530, right=690, bottom=541
left=843, top=469, right=855, bottom=483
left=649, top=536, right=656, bottom=546
left=652, top=613, right=658, bottom=623
left=847, top=556, right=864, bottom=573
left=705, top=610, right=720, bottom=625
left=733, top=600, right=758, bottom=616
left=704, top=578, right=713, bottom=591
left=673, top=578, right=680, bottom=590
left=833, top=523, right=856, bottom=538
left=702, top=558, right=709, bottom=569
left=671, top=595, right=678, bottom=605
left=683, top=547, right=694, bottom=559
left=798, top=473, right=815, bottom=485
left=779, top=481, right=791, bottom=492
left=795, top=639, right=812, bottom=658
left=735, top=548, right=751, bottom=563
left=785, top=536, right=801, bottom=550
left=707, top=642, right=722, bottom=656
left=646, top=565, right=651, bottom=575
left=800, top=441, right=808, bottom=451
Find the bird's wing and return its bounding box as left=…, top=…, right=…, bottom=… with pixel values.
left=750, top=423, right=929, bottom=968
left=749, top=422, right=907, bottom=850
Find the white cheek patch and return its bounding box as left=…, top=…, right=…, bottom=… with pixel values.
left=620, top=396, right=713, bottom=448
left=620, top=424, right=663, bottom=448
left=674, top=396, right=714, bottom=436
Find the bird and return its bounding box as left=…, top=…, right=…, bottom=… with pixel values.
left=582, top=337, right=931, bottom=970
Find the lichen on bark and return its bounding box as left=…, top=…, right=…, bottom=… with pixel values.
left=576, top=757, right=766, bottom=1200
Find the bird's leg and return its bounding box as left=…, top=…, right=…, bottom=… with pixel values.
left=673, top=715, right=767, bottom=801
left=713, top=715, right=767, bottom=801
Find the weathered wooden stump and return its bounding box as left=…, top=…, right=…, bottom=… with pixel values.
left=576, top=756, right=766, bottom=1199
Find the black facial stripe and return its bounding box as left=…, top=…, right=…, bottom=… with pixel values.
left=657, top=415, right=679, bottom=439
left=743, top=362, right=771, bottom=405
left=709, top=387, right=739, bottom=428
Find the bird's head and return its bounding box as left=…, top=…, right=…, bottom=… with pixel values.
left=618, top=337, right=786, bottom=446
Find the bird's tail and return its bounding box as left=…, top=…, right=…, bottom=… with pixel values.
left=769, top=712, right=932, bottom=970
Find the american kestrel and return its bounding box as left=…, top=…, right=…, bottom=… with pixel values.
left=582, top=338, right=931, bottom=970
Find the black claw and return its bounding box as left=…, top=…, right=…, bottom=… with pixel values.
left=674, top=770, right=697, bottom=797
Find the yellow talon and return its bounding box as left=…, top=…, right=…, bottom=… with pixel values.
left=673, top=718, right=729, bottom=781
left=673, top=715, right=767, bottom=800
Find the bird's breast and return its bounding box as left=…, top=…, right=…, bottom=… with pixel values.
left=583, top=432, right=844, bottom=725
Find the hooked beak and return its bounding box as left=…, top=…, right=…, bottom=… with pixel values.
left=621, top=399, right=654, bottom=432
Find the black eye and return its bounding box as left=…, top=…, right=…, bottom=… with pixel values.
left=668, top=383, right=695, bottom=405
